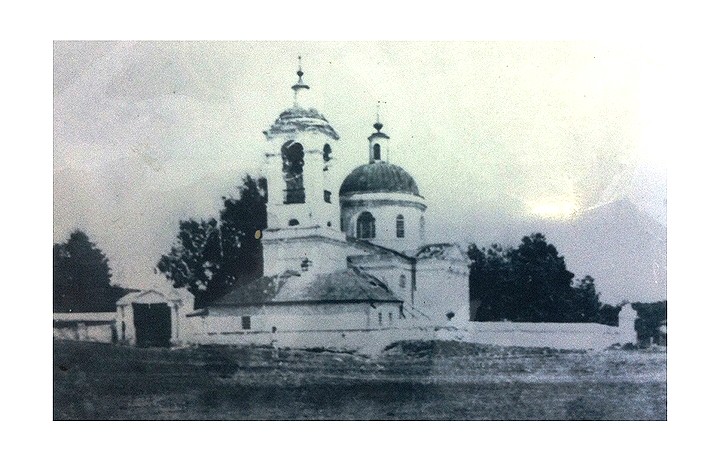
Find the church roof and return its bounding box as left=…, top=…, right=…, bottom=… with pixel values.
left=264, top=107, right=340, bottom=140
left=415, top=243, right=470, bottom=262
left=211, top=266, right=401, bottom=307
left=346, top=237, right=415, bottom=262
left=339, top=162, right=420, bottom=197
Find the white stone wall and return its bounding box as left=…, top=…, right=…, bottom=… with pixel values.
left=618, top=303, right=638, bottom=344
left=461, top=322, right=627, bottom=350
left=414, top=259, right=471, bottom=323
left=351, top=262, right=415, bottom=306
left=53, top=322, right=116, bottom=343
left=263, top=228, right=348, bottom=275
left=53, top=312, right=118, bottom=343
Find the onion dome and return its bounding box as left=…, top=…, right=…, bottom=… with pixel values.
left=264, top=107, right=340, bottom=140
left=264, top=56, right=340, bottom=140
left=340, top=162, right=420, bottom=197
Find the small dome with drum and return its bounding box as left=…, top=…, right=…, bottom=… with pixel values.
left=339, top=119, right=427, bottom=253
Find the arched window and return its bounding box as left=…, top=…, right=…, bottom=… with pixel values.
left=323, top=144, right=332, bottom=172
left=399, top=274, right=406, bottom=289
left=396, top=214, right=405, bottom=238
left=356, top=211, right=376, bottom=239
left=282, top=141, right=305, bottom=204
left=373, top=143, right=381, bottom=161
left=419, top=215, right=426, bottom=239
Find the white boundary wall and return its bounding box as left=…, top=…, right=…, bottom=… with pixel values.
left=53, top=312, right=117, bottom=343
left=457, top=322, right=626, bottom=350
left=181, top=315, right=634, bottom=355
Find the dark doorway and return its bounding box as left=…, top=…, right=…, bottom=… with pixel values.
left=132, top=303, right=172, bottom=347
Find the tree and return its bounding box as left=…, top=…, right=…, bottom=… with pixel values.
left=54, top=230, right=124, bottom=312
left=157, top=175, right=267, bottom=308
left=633, top=301, right=667, bottom=345
left=571, top=275, right=602, bottom=323
left=508, top=233, right=575, bottom=322
left=468, top=243, right=514, bottom=321
left=468, top=233, right=620, bottom=323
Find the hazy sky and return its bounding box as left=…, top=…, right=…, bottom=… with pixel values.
left=54, top=41, right=666, bottom=288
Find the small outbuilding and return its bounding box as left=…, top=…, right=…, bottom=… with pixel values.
left=115, top=287, right=194, bottom=347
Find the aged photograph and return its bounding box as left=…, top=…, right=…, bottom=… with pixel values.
left=53, top=41, right=667, bottom=420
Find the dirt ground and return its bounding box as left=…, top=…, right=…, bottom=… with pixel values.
left=53, top=340, right=666, bottom=420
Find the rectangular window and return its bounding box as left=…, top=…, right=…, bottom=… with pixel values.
left=241, top=316, right=251, bottom=330
left=324, top=190, right=332, bottom=203
left=396, top=215, right=405, bottom=238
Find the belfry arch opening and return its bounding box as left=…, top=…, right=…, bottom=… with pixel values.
left=356, top=211, right=376, bottom=239
left=373, top=143, right=381, bottom=161
left=282, top=141, right=305, bottom=204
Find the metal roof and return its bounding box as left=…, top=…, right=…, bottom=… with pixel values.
left=340, top=162, right=420, bottom=197
left=212, top=267, right=401, bottom=307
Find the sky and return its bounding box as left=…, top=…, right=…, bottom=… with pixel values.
left=53, top=41, right=667, bottom=289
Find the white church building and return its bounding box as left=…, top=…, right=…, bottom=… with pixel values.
left=53, top=61, right=641, bottom=353
left=181, top=61, right=471, bottom=348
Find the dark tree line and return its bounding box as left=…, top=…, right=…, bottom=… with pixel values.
left=633, top=301, right=667, bottom=345
left=156, top=175, right=267, bottom=308
left=53, top=230, right=129, bottom=312
left=468, top=233, right=621, bottom=324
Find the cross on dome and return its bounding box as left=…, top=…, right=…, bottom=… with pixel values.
left=291, top=55, right=310, bottom=106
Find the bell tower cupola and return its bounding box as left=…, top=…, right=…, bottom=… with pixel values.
left=368, top=102, right=390, bottom=164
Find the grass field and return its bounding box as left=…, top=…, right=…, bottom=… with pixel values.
left=53, top=340, right=666, bottom=420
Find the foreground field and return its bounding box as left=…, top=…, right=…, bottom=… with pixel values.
left=54, top=340, right=666, bottom=420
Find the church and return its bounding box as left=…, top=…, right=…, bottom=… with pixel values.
left=183, top=61, right=470, bottom=347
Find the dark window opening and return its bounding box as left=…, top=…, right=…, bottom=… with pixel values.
left=399, top=274, right=406, bottom=288
left=327, top=221, right=332, bottom=227
left=288, top=219, right=299, bottom=226
left=324, top=190, right=332, bottom=203
left=396, top=214, right=405, bottom=238
left=323, top=144, right=332, bottom=171
left=282, top=141, right=305, bottom=204
left=356, top=211, right=376, bottom=239
left=301, top=258, right=312, bottom=271
left=378, top=311, right=383, bottom=325
left=242, top=316, right=251, bottom=330
left=373, top=143, right=381, bottom=161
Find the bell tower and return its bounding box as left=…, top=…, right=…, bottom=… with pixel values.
left=260, top=57, right=347, bottom=275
